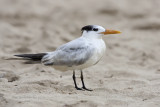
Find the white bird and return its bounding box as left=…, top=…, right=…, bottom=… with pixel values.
left=15, top=25, right=121, bottom=91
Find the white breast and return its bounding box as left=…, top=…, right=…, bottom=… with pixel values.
left=71, top=39, right=106, bottom=70
left=85, top=39, right=106, bottom=65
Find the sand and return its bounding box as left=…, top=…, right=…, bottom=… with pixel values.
left=0, top=0, right=160, bottom=107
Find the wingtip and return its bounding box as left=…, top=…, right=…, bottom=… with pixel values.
left=14, top=54, right=26, bottom=58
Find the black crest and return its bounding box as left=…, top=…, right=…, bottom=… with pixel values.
left=81, top=25, right=93, bottom=32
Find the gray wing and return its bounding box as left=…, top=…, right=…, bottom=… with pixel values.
left=42, top=38, right=95, bottom=67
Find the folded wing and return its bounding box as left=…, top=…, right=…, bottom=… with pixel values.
left=42, top=38, right=94, bottom=67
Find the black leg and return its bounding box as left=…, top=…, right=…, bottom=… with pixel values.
left=80, top=70, right=93, bottom=91
left=72, top=70, right=82, bottom=90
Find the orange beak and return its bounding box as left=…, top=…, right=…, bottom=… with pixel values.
left=100, top=29, right=121, bottom=35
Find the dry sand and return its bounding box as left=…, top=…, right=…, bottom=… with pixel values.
left=0, top=0, right=160, bottom=107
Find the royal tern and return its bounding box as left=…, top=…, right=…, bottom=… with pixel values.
left=15, top=25, right=121, bottom=91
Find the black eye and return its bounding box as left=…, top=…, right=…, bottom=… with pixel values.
left=93, top=28, right=98, bottom=31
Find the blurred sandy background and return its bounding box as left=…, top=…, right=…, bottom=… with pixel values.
left=0, top=0, right=160, bottom=107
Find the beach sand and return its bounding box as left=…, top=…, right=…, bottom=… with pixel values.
left=0, top=0, right=160, bottom=107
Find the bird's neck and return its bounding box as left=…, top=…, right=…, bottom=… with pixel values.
left=82, top=33, right=102, bottom=40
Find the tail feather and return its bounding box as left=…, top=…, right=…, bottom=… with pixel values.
left=14, top=53, right=46, bottom=61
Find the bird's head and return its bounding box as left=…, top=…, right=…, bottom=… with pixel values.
left=81, top=25, right=121, bottom=39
